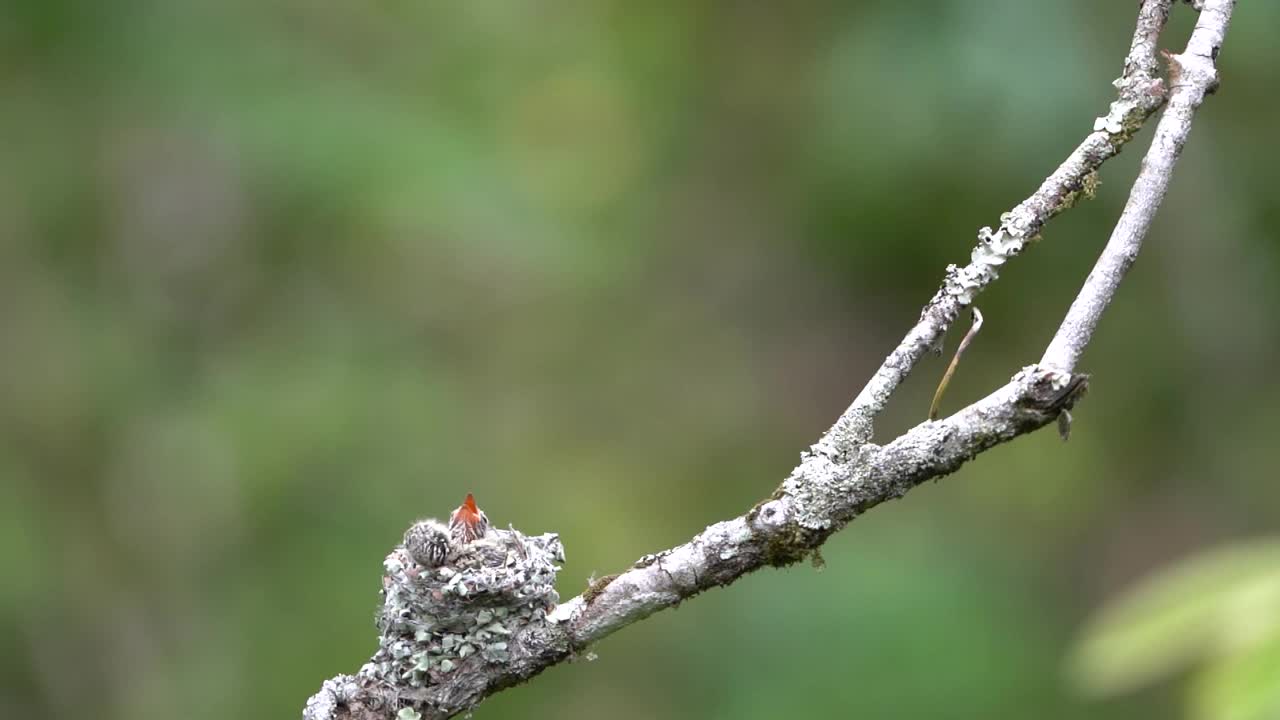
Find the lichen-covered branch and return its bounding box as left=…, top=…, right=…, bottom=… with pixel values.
left=304, top=2, right=1235, bottom=718
left=1042, top=0, right=1236, bottom=371
left=306, top=367, right=1088, bottom=720
left=814, top=0, right=1174, bottom=455
left=562, top=364, right=1089, bottom=644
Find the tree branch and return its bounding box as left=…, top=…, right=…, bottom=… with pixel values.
left=813, top=0, right=1176, bottom=455
left=563, top=365, right=1090, bottom=646
left=1042, top=0, right=1235, bottom=371
left=304, top=2, right=1235, bottom=717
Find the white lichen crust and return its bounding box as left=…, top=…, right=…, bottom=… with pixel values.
left=304, top=675, right=359, bottom=720
left=361, top=528, right=564, bottom=710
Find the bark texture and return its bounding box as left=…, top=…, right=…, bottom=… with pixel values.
left=305, top=2, right=1235, bottom=717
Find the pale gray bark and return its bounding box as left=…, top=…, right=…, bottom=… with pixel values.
left=814, top=0, right=1176, bottom=455
left=1042, top=0, right=1235, bottom=371
left=305, top=2, right=1235, bottom=718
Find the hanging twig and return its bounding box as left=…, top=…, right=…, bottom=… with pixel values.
left=929, top=308, right=984, bottom=421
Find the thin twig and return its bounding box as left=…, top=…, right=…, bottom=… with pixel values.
left=814, top=0, right=1174, bottom=456
left=1042, top=0, right=1235, bottom=371
left=929, top=308, right=984, bottom=420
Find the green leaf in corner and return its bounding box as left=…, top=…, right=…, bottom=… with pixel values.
left=1189, top=632, right=1280, bottom=720
left=1067, top=539, right=1280, bottom=696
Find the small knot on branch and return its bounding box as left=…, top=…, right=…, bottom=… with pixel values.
left=1011, top=365, right=1090, bottom=418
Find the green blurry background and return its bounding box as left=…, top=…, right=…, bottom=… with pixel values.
left=3, top=1, right=1278, bottom=718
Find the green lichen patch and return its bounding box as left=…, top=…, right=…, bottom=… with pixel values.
left=1081, top=169, right=1101, bottom=199
left=583, top=573, right=620, bottom=605
left=761, top=523, right=823, bottom=568
left=810, top=548, right=826, bottom=571
left=1054, top=169, right=1102, bottom=214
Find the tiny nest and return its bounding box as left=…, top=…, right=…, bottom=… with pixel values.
left=360, top=524, right=566, bottom=691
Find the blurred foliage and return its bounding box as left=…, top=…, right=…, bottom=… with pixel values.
left=2, top=1, right=1278, bottom=719
left=1071, top=539, right=1280, bottom=720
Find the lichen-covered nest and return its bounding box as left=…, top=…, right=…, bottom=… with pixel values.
left=360, top=526, right=565, bottom=691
